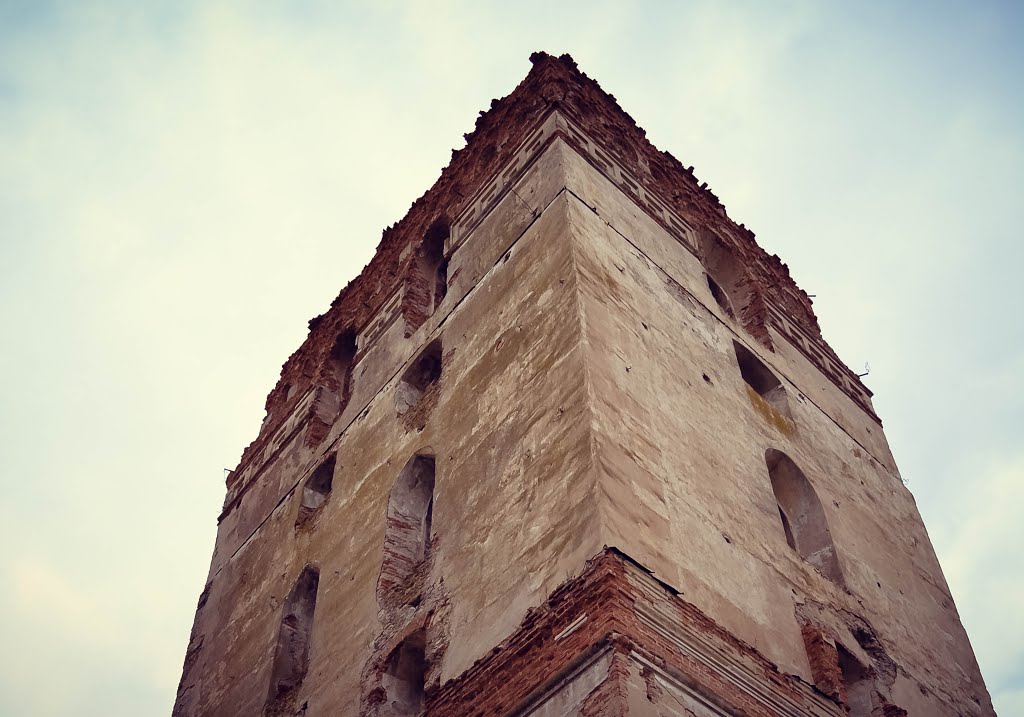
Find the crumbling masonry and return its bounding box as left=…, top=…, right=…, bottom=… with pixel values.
left=174, top=53, right=995, bottom=717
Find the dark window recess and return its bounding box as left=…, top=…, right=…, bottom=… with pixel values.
left=698, top=232, right=750, bottom=320
left=766, top=449, right=845, bottom=585
left=838, top=644, right=874, bottom=716
left=707, top=274, right=735, bottom=319
left=734, top=341, right=793, bottom=422
left=423, top=221, right=449, bottom=314
left=377, top=454, right=435, bottom=599
left=403, top=221, right=450, bottom=334
left=381, top=631, right=426, bottom=716
left=266, top=566, right=320, bottom=707
left=328, top=330, right=357, bottom=408
left=396, top=339, right=442, bottom=417
left=295, top=453, right=336, bottom=527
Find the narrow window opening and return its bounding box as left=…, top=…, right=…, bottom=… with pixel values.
left=403, top=221, right=449, bottom=334
left=838, top=644, right=873, bottom=716
left=328, top=330, right=358, bottom=405
left=707, top=274, right=735, bottom=319
left=378, top=453, right=435, bottom=599
left=381, top=631, right=426, bottom=716
left=396, top=339, right=442, bottom=416
left=423, top=221, right=449, bottom=314
left=766, top=449, right=845, bottom=585
left=734, top=341, right=793, bottom=422
left=295, top=453, right=336, bottom=527
left=698, top=232, right=750, bottom=320
left=266, top=566, right=320, bottom=707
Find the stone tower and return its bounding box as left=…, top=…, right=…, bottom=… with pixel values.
left=174, top=53, right=994, bottom=717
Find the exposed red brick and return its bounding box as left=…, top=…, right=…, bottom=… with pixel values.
left=401, top=260, right=435, bottom=337
left=578, top=649, right=631, bottom=717
left=641, top=664, right=664, bottom=703
left=800, top=621, right=847, bottom=704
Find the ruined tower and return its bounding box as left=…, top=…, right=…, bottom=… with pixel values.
left=174, top=54, right=994, bottom=717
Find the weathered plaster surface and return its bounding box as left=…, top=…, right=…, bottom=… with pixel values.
left=560, top=149, right=989, bottom=713
left=178, top=155, right=607, bottom=714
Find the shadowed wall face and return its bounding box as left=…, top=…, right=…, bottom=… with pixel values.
left=295, top=454, right=335, bottom=528
left=267, top=567, right=319, bottom=706
left=766, top=449, right=844, bottom=585
left=377, top=455, right=435, bottom=603
left=380, top=631, right=426, bottom=717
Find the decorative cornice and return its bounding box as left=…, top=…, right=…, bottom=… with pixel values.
left=765, top=301, right=878, bottom=420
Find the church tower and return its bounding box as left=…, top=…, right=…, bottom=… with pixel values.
left=174, top=53, right=994, bottom=717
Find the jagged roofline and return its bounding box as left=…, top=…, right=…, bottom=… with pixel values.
left=240, top=51, right=822, bottom=476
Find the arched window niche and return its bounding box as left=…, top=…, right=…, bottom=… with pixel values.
left=421, top=220, right=449, bottom=316
left=295, top=453, right=336, bottom=528
left=403, top=220, right=450, bottom=335
left=765, top=449, right=845, bottom=585
left=706, top=274, right=736, bottom=319
left=698, top=231, right=750, bottom=322
left=381, top=630, right=427, bottom=717
left=734, top=341, right=794, bottom=427
left=838, top=643, right=873, bottom=716
left=395, top=339, right=442, bottom=418
left=265, top=566, right=320, bottom=709
left=327, top=330, right=358, bottom=411
left=377, top=452, right=436, bottom=603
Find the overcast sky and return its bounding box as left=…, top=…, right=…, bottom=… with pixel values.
left=1, top=1, right=1021, bottom=715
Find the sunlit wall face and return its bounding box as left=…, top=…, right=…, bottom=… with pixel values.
left=0, top=2, right=1021, bottom=715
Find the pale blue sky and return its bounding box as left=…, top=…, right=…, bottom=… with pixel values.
left=1, top=1, right=1021, bottom=715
